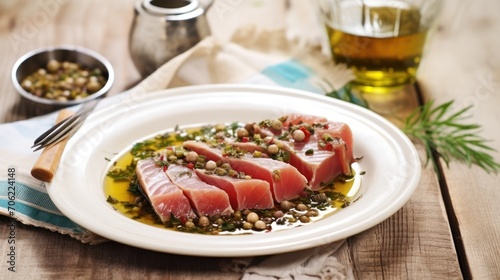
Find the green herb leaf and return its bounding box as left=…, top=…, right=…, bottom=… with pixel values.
left=402, top=100, right=500, bottom=174
left=322, top=84, right=500, bottom=175
left=106, top=195, right=119, bottom=204
left=323, top=82, right=369, bottom=108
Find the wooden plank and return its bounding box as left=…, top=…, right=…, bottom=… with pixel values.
left=341, top=164, right=463, bottom=279
left=0, top=216, right=240, bottom=279
left=417, top=0, right=500, bottom=278
left=330, top=86, right=463, bottom=279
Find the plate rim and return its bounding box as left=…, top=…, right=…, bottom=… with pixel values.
left=47, top=84, right=421, bottom=257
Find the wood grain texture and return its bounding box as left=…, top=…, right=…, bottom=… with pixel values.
left=418, top=0, right=500, bottom=278
left=0, top=215, right=240, bottom=280
left=345, top=164, right=462, bottom=279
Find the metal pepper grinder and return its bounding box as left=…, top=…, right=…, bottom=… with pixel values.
left=129, top=0, right=212, bottom=77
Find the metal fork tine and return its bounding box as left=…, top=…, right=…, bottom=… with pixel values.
left=31, top=99, right=99, bottom=152
left=32, top=115, right=73, bottom=146
left=31, top=114, right=80, bottom=148
left=32, top=115, right=83, bottom=150
left=32, top=118, right=85, bottom=152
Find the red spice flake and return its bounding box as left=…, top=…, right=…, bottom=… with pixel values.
left=159, top=155, right=164, bottom=161
left=186, top=162, right=194, bottom=169
left=299, top=127, right=311, bottom=142
left=242, top=137, right=249, bottom=143
left=323, top=124, right=329, bottom=129
left=162, top=165, right=168, bottom=171
left=324, top=142, right=333, bottom=151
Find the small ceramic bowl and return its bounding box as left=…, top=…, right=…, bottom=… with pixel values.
left=12, top=46, right=114, bottom=114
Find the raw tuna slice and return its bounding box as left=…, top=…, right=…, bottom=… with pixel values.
left=231, top=138, right=344, bottom=190
left=280, top=119, right=354, bottom=188
left=195, top=169, right=274, bottom=210
left=232, top=115, right=355, bottom=190
left=314, top=121, right=354, bottom=175
left=253, top=114, right=353, bottom=158
left=135, top=158, right=196, bottom=223
left=271, top=115, right=354, bottom=161
left=183, top=140, right=307, bottom=202
left=227, top=155, right=307, bottom=202
left=165, top=164, right=233, bottom=217
left=183, top=140, right=223, bottom=162
left=285, top=138, right=347, bottom=190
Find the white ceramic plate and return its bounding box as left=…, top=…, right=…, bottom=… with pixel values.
left=48, top=84, right=421, bottom=257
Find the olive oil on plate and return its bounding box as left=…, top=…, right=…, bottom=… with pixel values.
left=103, top=127, right=362, bottom=234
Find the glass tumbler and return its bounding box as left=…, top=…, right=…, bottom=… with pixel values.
left=319, top=0, right=443, bottom=93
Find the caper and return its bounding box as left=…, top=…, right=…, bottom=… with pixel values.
left=313, top=193, right=329, bottom=203
left=236, top=128, right=249, bottom=139
left=292, top=129, right=306, bottom=142
left=280, top=200, right=293, bottom=211
left=205, top=160, right=217, bottom=170
left=20, top=59, right=106, bottom=101
left=215, top=167, right=227, bottom=176
left=306, top=209, right=319, bottom=217
left=233, top=211, right=242, bottom=220
left=299, top=215, right=311, bottom=223
left=254, top=220, right=266, bottom=230
left=246, top=212, right=259, bottom=223
left=197, top=216, right=210, bottom=227
left=273, top=210, right=284, bottom=219
left=46, top=59, right=60, bottom=72
left=87, top=79, right=101, bottom=93
left=185, top=151, right=199, bottom=163
left=220, top=163, right=231, bottom=170
left=267, top=144, right=279, bottom=154
left=296, top=203, right=308, bottom=211
left=215, top=124, right=225, bottom=131
left=168, top=155, right=177, bottom=162
left=242, top=222, right=253, bottom=230
left=271, top=119, right=283, bottom=130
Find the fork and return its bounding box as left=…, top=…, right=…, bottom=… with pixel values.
left=31, top=99, right=99, bottom=152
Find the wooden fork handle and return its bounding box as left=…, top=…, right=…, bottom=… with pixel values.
left=31, top=109, right=75, bottom=182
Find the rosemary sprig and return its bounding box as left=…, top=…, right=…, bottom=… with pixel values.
left=323, top=84, right=500, bottom=174
left=402, top=100, right=500, bottom=174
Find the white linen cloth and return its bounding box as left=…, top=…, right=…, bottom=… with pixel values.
left=0, top=2, right=357, bottom=278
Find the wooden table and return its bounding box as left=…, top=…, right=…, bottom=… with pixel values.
left=1, top=0, right=499, bottom=279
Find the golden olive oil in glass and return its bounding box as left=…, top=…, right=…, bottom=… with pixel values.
left=325, top=1, right=429, bottom=91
